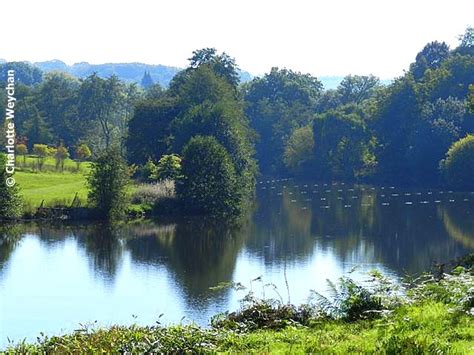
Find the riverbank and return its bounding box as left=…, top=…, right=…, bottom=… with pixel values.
left=5, top=256, right=474, bottom=353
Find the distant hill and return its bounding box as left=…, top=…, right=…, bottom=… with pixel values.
left=33, top=60, right=253, bottom=87
left=4, top=59, right=390, bottom=89
left=34, top=60, right=181, bottom=87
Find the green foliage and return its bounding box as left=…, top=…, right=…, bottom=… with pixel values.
left=314, top=107, right=376, bottom=180
left=75, top=143, right=92, bottom=171
left=337, top=74, right=381, bottom=104
left=35, top=72, right=82, bottom=147
left=0, top=61, right=42, bottom=85
left=0, top=154, right=22, bottom=218
left=408, top=97, right=467, bottom=183
left=309, top=273, right=397, bottom=321
left=440, top=134, right=474, bottom=190
left=410, top=41, right=450, bottom=81
left=155, top=154, right=182, bottom=181
left=244, top=67, right=322, bottom=174
left=212, top=301, right=312, bottom=331
left=469, top=84, right=474, bottom=113
left=177, top=136, right=241, bottom=218
left=141, top=158, right=158, bottom=182
left=283, top=125, right=315, bottom=175
left=187, top=47, right=240, bottom=88
left=79, top=74, right=126, bottom=149
left=22, top=105, right=53, bottom=146
left=373, top=75, right=421, bottom=182
left=126, top=97, right=178, bottom=165
left=54, top=143, right=70, bottom=171
left=7, top=34, right=474, bottom=190
left=32, top=144, right=51, bottom=171
left=454, top=26, right=474, bottom=56
left=16, top=144, right=28, bottom=165
left=171, top=65, right=256, bottom=199
left=87, top=148, right=130, bottom=219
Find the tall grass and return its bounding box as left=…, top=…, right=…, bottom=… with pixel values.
left=130, top=180, right=176, bottom=205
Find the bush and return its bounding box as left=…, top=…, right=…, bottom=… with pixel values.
left=177, top=136, right=241, bottom=218
left=141, top=158, right=157, bottom=182
left=440, top=134, right=474, bottom=190
left=309, top=272, right=400, bottom=321
left=155, top=154, right=182, bottom=181
left=87, top=148, right=130, bottom=219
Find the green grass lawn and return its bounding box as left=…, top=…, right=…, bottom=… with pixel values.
left=15, top=169, right=90, bottom=207
left=14, top=157, right=138, bottom=208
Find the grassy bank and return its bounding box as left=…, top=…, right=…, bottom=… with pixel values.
left=6, top=261, right=474, bottom=353
left=6, top=302, right=473, bottom=353
left=13, top=157, right=155, bottom=217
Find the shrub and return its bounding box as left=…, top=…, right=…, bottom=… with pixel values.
left=309, top=272, right=400, bottom=321
left=141, top=158, right=158, bottom=182
left=177, top=136, right=241, bottom=218
left=409, top=268, right=474, bottom=314
left=440, top=134, right=474, bottom=190
left=155, top=154, right=182, bottom=181
left=87, top=148, right=130, bottom=220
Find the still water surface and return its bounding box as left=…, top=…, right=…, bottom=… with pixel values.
left=1, top=180, right=473, bottom=346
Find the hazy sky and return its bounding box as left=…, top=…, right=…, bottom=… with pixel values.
left=4, top=0, right=473, bottom=78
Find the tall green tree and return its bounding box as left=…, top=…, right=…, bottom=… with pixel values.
left=337, top=75, right=381, bottom=104
left=170, top=65, right=256, bottom=197
left=79, top=74, right=124, bottom=149
left=373, top=75, right=420, bottom=182
left=244, top=67, right=323, bottom=174
left=22, top=105, right=53, bottom=146
left=188, top=47, right=240, bottom=87
left=127, top=97, right=178, bottom=164
left=314, top=107, right=375, bottom=180
left=87, top=148, right=130, bottom=219
left=410, top=41, right=450, bottom=81
left=35, top=72, right=81, bottom=146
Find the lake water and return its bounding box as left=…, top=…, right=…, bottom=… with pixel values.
left=1, top=180, right=474, bottom=347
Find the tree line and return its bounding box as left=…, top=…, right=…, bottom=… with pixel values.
left=1, top=27, right=473, bottom=219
